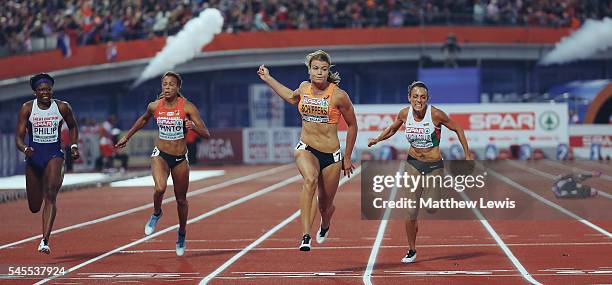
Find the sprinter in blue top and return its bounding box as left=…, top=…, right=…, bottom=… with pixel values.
left=15, top=73, right=80, bottom=254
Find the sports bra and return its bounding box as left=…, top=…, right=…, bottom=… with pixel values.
left=297, top=83, right=341, bottom=124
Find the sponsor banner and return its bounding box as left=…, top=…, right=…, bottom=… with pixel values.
left=249, top=84, right=285, bottom=127
left=243, top=128, right=271, bottom=164
left=339, top=103, right=569, bottom=151
left=0, top=134, right=23, bottom=177
left=271, top=128, right=296, bottom=163
left=123, top=130, right=157, bottom=167
left=73, top=133, right=100, bottom=171
left=196, top=129, right=243, bottom=163
left=243, top=127, right=300, bottom=164
left=569, top=124, right=612, bottom=159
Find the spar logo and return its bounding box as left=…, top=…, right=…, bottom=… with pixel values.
left=538, top=111, right=560, bottom=131
left=451, top=112, right=536, bottom=130
left=405, top=127, right=425, bottom=134
left=339, top=113, right=398, bottom=131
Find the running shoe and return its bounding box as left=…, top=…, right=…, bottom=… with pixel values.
left=144, top=211, right=163, bottom=235
left=176, top=231, right=186, bottom=256
left=316, top=218, right=330, bottom=244
left=401, top=249, right=417, bottom=263
left=37, top=239, right=50, bottom=254
left=299, top=234, right=311, bottom=251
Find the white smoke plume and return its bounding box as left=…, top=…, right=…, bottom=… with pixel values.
left=540, top=17, right=612, bottom=65
left=132, top=8, right=224, bottom=88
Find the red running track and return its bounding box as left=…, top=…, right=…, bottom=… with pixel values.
left=0, top=162, right=609, bottom=284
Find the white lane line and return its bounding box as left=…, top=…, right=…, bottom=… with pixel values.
left=117, top=241, right=612, bottom=253
left=33, top=173, right=302, bottom=285
left=459, top=191, right=543, bottom=285
left=490, top=165, right=611, bottom=238
left=0, top=164, right=293, bottom=251
left=199, top=167, right=361, bottom=285
left=363, top=162, right=405, bottom=285
left=110, top=170, right=225, bottom=187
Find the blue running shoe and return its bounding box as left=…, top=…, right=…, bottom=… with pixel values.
left=144, top=211, right=162, bottom=235
left=176, top=231, right=186, bottom=256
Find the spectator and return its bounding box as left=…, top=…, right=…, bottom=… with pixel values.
left=441, top=33, right=461, bottom=68
left=106, top=40, right=117, bottom=62
left=1, top=0, right=609, bottom=57
left=473, top=0, right=485, bottom=25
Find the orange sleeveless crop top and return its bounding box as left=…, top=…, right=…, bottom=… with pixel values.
left=297, top=83, right=341, bottom=124
left=153, top=96, right=187, bottom=140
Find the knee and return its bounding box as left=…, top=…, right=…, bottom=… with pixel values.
left=176, top=198, right=188, bottom=207
left=44, top=191, right=58, bottom=203
left=154, top=186, right=166, bottom=194
left=302, top=175, right=318, bottom=190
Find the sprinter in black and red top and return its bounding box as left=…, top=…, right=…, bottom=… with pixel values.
left=115, top=71, right=210, bottom=256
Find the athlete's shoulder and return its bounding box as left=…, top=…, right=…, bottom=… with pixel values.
left=21, top=100, right=34, bottom=109
left=148, top=99, right=161, bottom=109
left=398, top=107, right=409, bottom=121
left=333, top=85, right=349, bottom=99
left=431, top=105, right=447, bottom=117
left=297, top=81, right=309, bottom=92
left=54, top=99, right=71, bottom=107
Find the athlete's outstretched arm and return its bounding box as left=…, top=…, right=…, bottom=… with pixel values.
left=58, top=101, right=80, bottom=160
left=184, top=101, right=211, bottom=139
left=337, top=90, right=357, bottom=177
left=368, top=108, right=407, bottom=147
left=257, top=65, right=302, bottom=105
left=15, top=102, right=34, bottom=157
left=434, top=107, right=472, bottom=160
left=115, top=102, right=155, bottom=148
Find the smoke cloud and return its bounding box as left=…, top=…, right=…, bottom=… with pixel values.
left=133, top=8, right=224, bottom=88
left=540, top=17, right=612, bottom=65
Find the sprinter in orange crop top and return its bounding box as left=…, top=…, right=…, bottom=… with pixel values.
left=115, top=72, right=210, bottom=256
left=258, top=50, right=358, bottom=252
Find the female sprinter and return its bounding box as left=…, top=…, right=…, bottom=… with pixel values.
left=115, top=72, right=210, bottom=256
left=368, top=81, right=472, bottom=263
left=257, top=50, right=358, bottom=251
left=15, top=73, right=80, bottom=254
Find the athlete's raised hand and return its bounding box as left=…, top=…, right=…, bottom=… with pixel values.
left=257, top=65, right=271, bottom=81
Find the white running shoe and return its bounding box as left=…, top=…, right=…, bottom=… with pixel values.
left=401, top=250, right=417, bottom=263
left=316, top=220, right=329, bottom=244
left=299, top=234, right=311, bottom=251
left=38, top=239, right=50, bottom=254
left=144, top=211, right=162, bottom=235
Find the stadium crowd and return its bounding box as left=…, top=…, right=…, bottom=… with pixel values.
left=1, top=0, right=610, bottom=56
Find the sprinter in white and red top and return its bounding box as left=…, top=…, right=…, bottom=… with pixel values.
left=115, top=71, right=210, bottom=256
left=368, top=81, right=472, bottom=264
left=15, top=73, right=81, bottom=254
